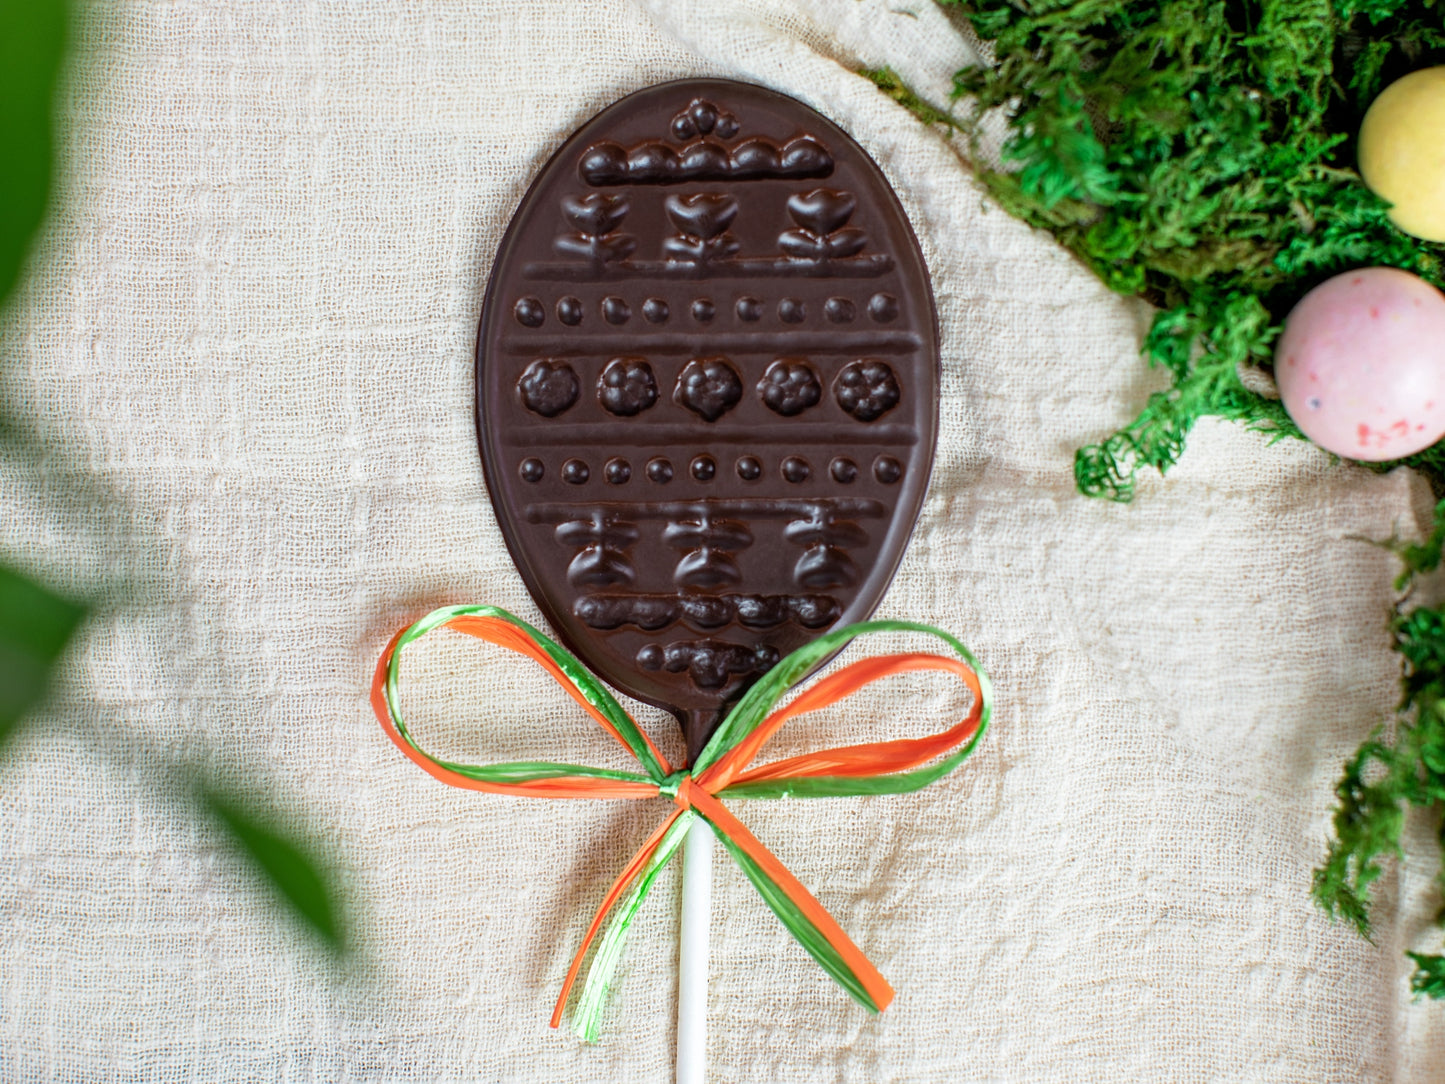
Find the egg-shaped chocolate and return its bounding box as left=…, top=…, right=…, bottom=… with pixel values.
left=1275, top=267, right=1445, bottom=460
left=475, top=80, right=940, bottom=761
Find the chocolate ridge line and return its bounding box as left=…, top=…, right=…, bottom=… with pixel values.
left=521, top=256, right=894, bottom=281
left=523, top=497, right=887, bottom=522
left=504, top=422, right=919, bottom=447
left=500, top=330, right=921, bottom=356
left=579, top=136, right=834, bottom=186
left=573, top=592, right=842, bottom=631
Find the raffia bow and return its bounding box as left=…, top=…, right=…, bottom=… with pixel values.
left=372, top=604, right=991, bottom=1039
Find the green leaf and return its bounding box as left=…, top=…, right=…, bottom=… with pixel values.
left=0, top=564, right=86, bottom=748
left=201, top=789, right=345, bottom=952
left=0, top=0, right=69, bottom=304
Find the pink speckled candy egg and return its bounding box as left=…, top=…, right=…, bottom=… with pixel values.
left=1276, top=267, right=1445, bottom=461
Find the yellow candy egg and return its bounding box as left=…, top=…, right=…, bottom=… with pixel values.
left=1358, top=66, right=1445, bottom=242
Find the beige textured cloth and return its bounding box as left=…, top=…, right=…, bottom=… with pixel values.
left=3, top=1, right=1443, bottom=1079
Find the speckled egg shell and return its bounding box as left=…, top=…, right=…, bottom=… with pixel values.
left=1276, top=267, right=1445, bottom=461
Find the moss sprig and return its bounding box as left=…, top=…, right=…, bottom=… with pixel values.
left=1313, top=500, right=1445, bottom=993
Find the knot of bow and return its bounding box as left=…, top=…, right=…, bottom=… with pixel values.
left=372, top=604, right=991, bottom=1040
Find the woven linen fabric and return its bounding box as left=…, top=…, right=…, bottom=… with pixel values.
left=2, top=0, right=1443, bottom=1080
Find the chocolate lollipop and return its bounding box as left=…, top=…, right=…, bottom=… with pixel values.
left=376, top=81, right=991, bottom=1066
left=475, top=79, right=939, bottom=763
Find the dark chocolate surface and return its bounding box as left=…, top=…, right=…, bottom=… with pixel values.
left=476, top=79, right=940, bottom=762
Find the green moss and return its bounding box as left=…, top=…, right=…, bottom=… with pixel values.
left=911, top=0, right=1445, bottom=499
left=862, top=67, right=964, bottom=132
left=868, top=0, right=1445, bottom=995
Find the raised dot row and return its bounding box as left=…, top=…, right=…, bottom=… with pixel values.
left=521, top=356, right=899, bottom=423
left=513, top=292, right=899, bottom=328
left=517, top=454, right=903, bottom=486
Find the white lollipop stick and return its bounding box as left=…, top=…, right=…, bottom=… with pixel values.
left=676, top=816, right=714, bottom=1084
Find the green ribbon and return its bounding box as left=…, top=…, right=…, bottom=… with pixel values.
left=373, top=605, right=992, bottom=1040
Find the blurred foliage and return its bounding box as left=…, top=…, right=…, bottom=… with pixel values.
left=1, top=0, right=345, bottom=953
left=0, top=0, right=67, bottom=302
left=0, top=0, right=86, bottom=753
left=203, top=789, right=343, bottom=951
left=0, top=565, right=85, bottom=750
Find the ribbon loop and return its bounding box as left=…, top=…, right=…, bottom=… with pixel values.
left=373, top=605, right=992, bottom=1039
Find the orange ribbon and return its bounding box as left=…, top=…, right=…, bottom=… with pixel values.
left=372, top=605, right=990, bottom=1030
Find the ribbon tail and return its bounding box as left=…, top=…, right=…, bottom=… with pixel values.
left=686, top=787, right=895, bottom=1013
left=572, top=810, right=696, bottom=1042
left=551, top=808, right=688, bottom=1029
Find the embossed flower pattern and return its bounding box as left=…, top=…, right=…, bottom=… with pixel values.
left=835, top=360, right=900, bottom=422
left=757, top=359, right=822, bottom=416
